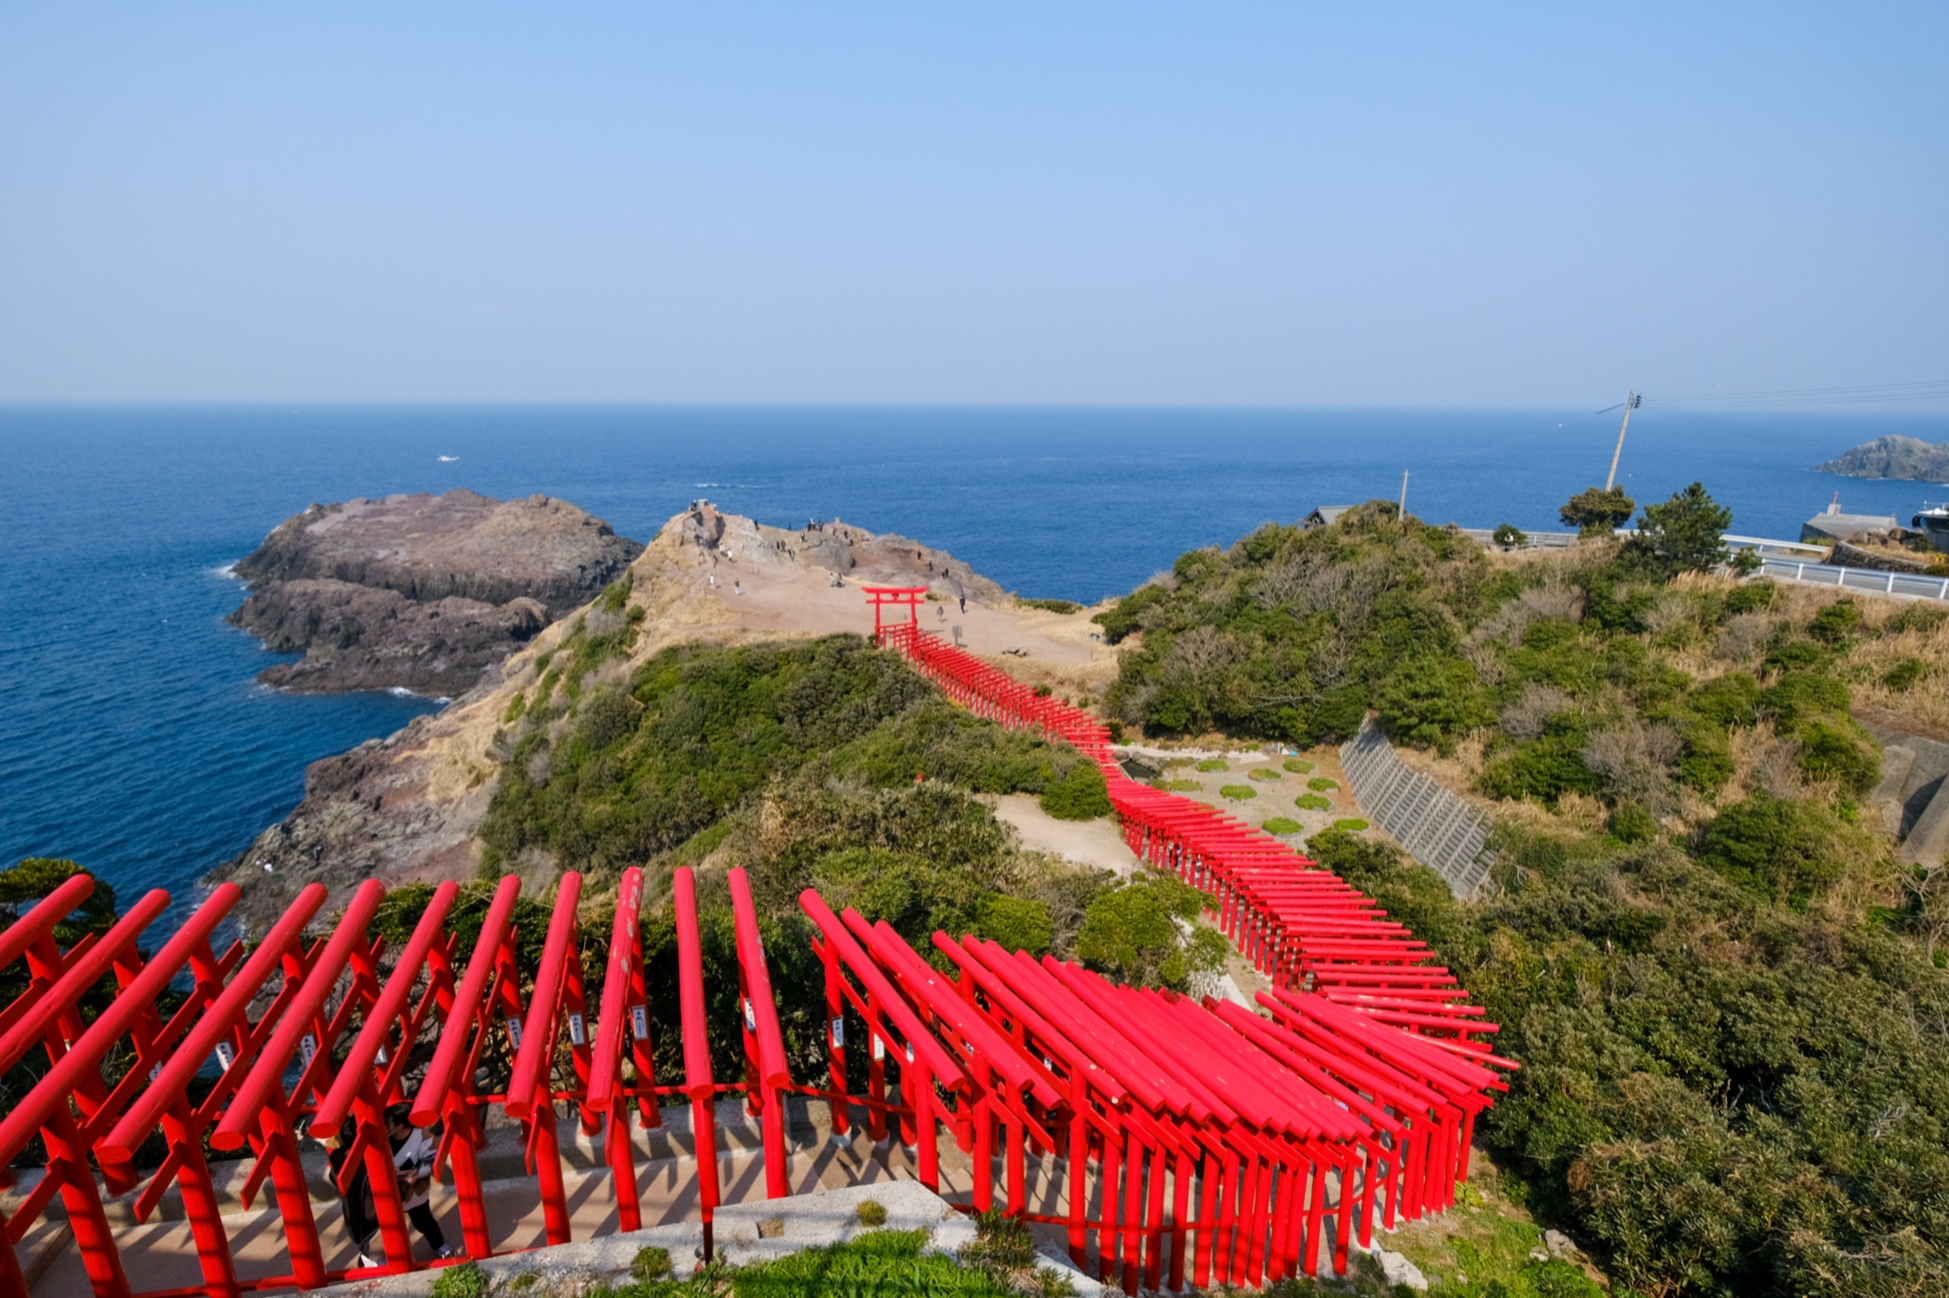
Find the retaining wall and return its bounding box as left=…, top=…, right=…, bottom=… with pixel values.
left=1338, top=719, right=1496, bottom=899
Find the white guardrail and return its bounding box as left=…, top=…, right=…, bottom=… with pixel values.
left=1721, top=535, right=1949, bottom=603
left=1756, top=557, right=1949, bottom=602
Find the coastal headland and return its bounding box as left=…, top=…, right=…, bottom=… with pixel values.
left=228, top=488, right=642, bottom=695
left=211, top=500, right=1115, bottom=935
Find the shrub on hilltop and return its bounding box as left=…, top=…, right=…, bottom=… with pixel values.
left=1101, top=501, right=1510, bottom=746
left=1094, top=492, right=1949, bottom=1294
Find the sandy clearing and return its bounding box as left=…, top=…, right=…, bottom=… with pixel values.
left=981, top=794, right=1140, bottom=876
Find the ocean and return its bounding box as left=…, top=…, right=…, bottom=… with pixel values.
left=4, top=404, right=1945, bottom=915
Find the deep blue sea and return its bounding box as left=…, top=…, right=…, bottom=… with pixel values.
left=5, top=404, right=1947, bottom=917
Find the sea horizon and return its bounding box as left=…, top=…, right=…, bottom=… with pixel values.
left=6, top=401, right=1948, bottom=918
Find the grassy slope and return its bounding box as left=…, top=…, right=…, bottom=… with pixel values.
left=1097, top=502, right=1949, bottom=1297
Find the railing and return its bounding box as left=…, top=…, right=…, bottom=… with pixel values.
left=1758, top=556, right=1949, bottom=602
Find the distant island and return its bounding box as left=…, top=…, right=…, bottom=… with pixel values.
left=1815, top=434, right=1949, bottom=480
left=228, top=488, right=642, bottom=695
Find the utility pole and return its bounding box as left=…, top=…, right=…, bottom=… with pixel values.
left=1605, top=392, right=1641, bottom=491
left=1398, top=470, right=1410, bottom=523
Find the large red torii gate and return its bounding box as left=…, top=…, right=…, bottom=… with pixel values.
left=863, top=585, right=928, bottom=644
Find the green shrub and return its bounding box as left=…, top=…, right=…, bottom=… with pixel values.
left=1076, top=872, right=1227, bottom=991
left=1676, top=726, right=1735, bottom=793
left=1294, top=793, right=1332, bottom=811
left=1196, top=758, right=1228, bottom=772
left=1808, top=597, right=1864, bottom=645
left=1479, top=730, right=1600, bottom=804
left=1283, top=757, right=1315, bottom=774
left=1019, top=598, right=1081, bottom=614
left=962, top=1209, right=1039, bottom=1278
left=1331, top=818, right=1369, bottom=832
left=1763, top=636, right=1829, bottom=674
left=1609, top=802, right=1658, bottom=843
left=1689, top=672, right=1760, bottom=729
left=1040, top=764, right=1112, bottom=820
left=1262, top=817, right=1303, bottom=835
left=430, top=1262, right=489, bottom=1298
left=1796, top=719, right=1880, bottom=793
left=975, top=896, right=1053, bottom=956
left=1883, top=657, right=1929, bottom=691
left=1377, top=655, right=1489, bottom=752
left=1697, top=792, right=1850, bottom=907
left=503, top=690, right=527, bottom=724
left=1759, top=670, right=1851, bottom=729
left=631, top=1247, right=674, bottom=1282
left=1493, top=523, right=1529, bottom=548
left=1247, top=767, right=1281, bottom=781
left=1219, top=784, right=1256, bottom=800
left=1306, top=776, right=1338, bottom=791
left=854, top=1199, right=887, bottom=1227
left=1722, top=579, right=1778, bottom=616
left=1091, top=584, right=1171, bottom=644
left=1164, top=778, right=1200, bottom=792
left=1889, top=602, right=1947, bottom=634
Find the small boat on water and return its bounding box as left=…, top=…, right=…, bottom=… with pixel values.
left=1911, top=505, right=1949, bottom=553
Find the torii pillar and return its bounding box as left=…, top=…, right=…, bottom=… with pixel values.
left=863, top=585, right=928, bottom=647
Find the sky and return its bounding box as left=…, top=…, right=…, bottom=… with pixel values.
left=1, top=4, right=1944, bottom=406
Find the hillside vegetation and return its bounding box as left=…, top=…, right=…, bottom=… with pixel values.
left=1098, top=496, right=1949, bottom=1296
left=474, top=623, right=1216, bottom=1085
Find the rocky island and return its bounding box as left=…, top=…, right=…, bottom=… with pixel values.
left=1815, top=433, right=1949, bottom=480
left=228, top=488, right=643, bottom=695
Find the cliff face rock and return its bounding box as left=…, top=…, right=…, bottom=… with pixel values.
left=1815, top=435, right=1949, bottom=481
left=211, top=504, right=1081, bottom=934
left=228, top=489, right=641, bottom=694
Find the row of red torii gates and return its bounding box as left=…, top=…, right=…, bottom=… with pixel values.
left=0, top=591, right=1512, bottom=1298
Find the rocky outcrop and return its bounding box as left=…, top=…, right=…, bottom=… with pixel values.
left=229, top=489, right=641, bottom=694
left=683, top=504, right=1009, bottom=603
left=213, top=504, right=1077, bottom=934
left=1815, top=435, right=1949, bottom=481
left=1828, top=538, right=1946, bottom=575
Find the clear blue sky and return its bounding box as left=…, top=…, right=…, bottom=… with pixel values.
left=2, top=4, right=1943, bottom=406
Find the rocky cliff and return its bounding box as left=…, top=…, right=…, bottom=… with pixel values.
left=228, top=489, right=642, bottom=695
left=1815, top=435, right=1949, bottom=480
left=210, top=503, right=1088, bottom=935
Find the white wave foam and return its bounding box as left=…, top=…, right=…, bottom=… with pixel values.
left=385, top=686, right=454, bottom=705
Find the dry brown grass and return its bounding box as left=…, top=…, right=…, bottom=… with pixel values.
left=1845, top=616, right=1949, bottom=739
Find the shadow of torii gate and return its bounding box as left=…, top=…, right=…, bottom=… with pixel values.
left=0, top=595, right=1512, bottom=1298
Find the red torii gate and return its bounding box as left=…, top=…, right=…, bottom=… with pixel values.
left=862, top=586, right=928, bottom=645
left=0, top=862, right=797, bottom=1298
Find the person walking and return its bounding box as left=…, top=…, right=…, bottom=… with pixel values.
left=324, top=1109, right=452, bottom=1265
left=326, top=1117, right=381, bottom=1268
left=958, top=595, right=966, bottom=614
left=386, top=1106, right=452, bottom=1259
